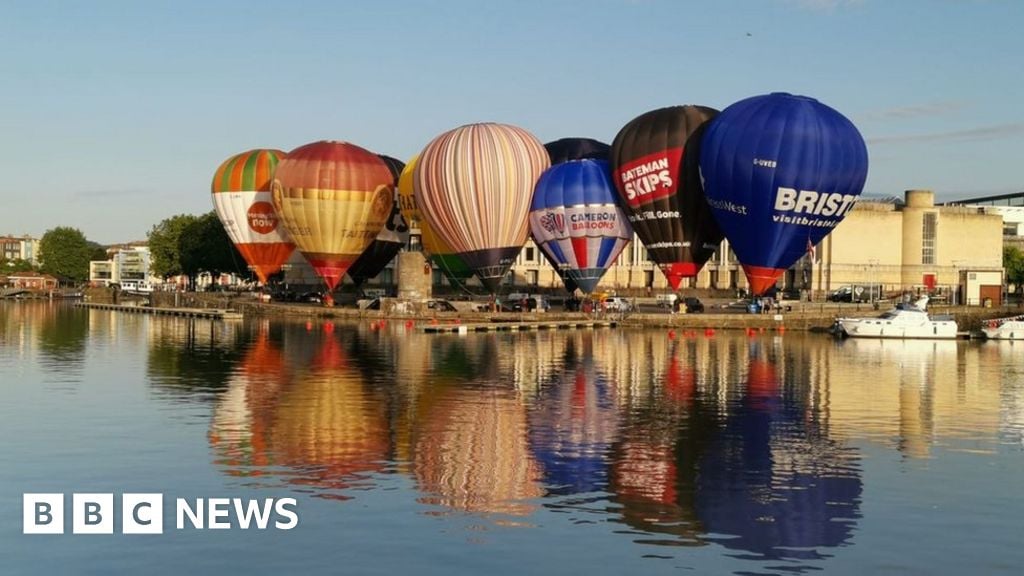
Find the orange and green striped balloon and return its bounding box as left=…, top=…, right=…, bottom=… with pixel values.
left=211, top=149, right=295, bottom=284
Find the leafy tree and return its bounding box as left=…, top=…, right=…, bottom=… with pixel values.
left=148, top=214, right=198, bottom=280
left=0, top=258, right=34, bottom=273
left=179, top=212, right=248, bottom=288
left=38, top=227, right=92, bottom=282
left=88, top=241, right=108, bottom=262
left=1004, top=246, right=1024, bottom=292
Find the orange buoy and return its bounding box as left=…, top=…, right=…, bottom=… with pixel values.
left=668, top=329, right=677, bottom=340
left=305, top=321, right=313, bottom=331
left=405, top=320, right=414, bottom=329
left=705, top=328, right=715, bottom=337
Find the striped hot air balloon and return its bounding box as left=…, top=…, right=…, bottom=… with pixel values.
left=211, top=149, right=295, bottom=284
left=415, top=123, right=550, bottom=293
left=396, top=155, right=474, bottom=285
left=271, top=141, right=395, bottom=291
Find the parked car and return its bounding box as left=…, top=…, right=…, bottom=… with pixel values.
left=682, top=297, right=704, bottom=313
left=426, top=299, right=457, bottom=312
left=602, top=297, right=633, bottom=312
left=298, top=292, right=323, bottom=304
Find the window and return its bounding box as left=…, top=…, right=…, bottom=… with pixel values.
left=922, top=212, right=937, bottom=265
left=527, top=270, right=538, bottom=286
left=525, top=246, right=535, bottom=262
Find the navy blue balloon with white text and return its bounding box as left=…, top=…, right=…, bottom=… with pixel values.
left=699, top=93, right=868, bottom=295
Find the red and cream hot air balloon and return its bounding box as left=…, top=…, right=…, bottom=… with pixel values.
left=271, top=141, right=395, bottom=291
left=415, top=123, right=550, bottom=293
left=211, top=149, right=295, bottom=284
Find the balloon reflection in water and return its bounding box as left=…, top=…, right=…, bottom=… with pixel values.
left=527, top=333, right=619, bottom=495
left=695, top=347, right=862, bottom=560
left=414, top=384, right=543, bottom=517
left=210, top=328, right=389, bottom=498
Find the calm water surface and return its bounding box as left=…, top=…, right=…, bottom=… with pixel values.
left=1, top=301, right=1023, bottom=575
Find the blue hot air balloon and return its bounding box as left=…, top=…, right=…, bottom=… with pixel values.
left=699, top=93, right=869, bottom=295
left=529, top=160, right=633, bottom=294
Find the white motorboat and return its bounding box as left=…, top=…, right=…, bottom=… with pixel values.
left=834, top=296, right=958, bottom=339
left=981, top=315, right=1024, bottom=340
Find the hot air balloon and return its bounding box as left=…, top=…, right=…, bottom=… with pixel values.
left=699, top=92, right=869, bottom=296
left=395, top=155, right=474, bottom=286
left=415, top=123, right=550, bottom=292
left=529, top=159, right=632, bottom=294
left=610, top=106, right=724, bottom=291
left=344, top=155, right=409, bottom=288
left=545, top=137, right=611, bottom=165
left=211, top=149, right=295, bottom=284
left=271, top=141, right=395, bottom=291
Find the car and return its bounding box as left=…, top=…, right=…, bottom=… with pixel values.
left=426, top=299, right=457, bottom=312
left=682, top=297, right=704, bottom=313
left=602, top=297, right=633, bottom=312
left=298, top=292, right=323, bottom=304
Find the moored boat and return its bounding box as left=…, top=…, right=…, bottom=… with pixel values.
left=834, top=296, right=958, bottom=340
left=981, top=316, right=1024, bottom=340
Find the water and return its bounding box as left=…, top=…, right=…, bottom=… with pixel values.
left=1, top=301, right=1023, bottom=575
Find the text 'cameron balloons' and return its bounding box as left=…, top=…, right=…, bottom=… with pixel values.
left=545, top=138, right=610, bottom=165
left=345, top=154, right=409, bottom=286
left=529, top=160, right=632, bottom=294
left=272, top=141, right=395, bottom=291
left=416, top=122, right=550, bottom=293
left=700, top=93, right=869, bottom=296
left=396, top=155, right=474, bottom=285
left=611, top=106, right=724, bottom=291
left=211, top=149, right=294, bottom=284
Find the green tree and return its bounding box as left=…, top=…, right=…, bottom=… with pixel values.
left=38, top=226, right=92, bottom=282
left=148, top=214, right=198, bottom=280
left=179, top=212, right=248, bottom=289
left=1004, top=246, right=1024, bottom=292
left=0, top=258, right=34, bottom=273
left=88, top=241, right=108, bottom=262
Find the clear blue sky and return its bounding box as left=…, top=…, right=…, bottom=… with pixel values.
left=2, top=0, right=1022, bottom=244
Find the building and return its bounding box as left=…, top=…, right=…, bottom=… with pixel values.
left=89, top=244, right=159, bottom=287
left=0, top=235, right=40, bottom=265
left=4, top=271, right=58, bottom=290
left=811, top=189, right=1004, bottom=304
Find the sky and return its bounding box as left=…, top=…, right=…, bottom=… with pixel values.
left=1, top=0, right=1022, bottom=244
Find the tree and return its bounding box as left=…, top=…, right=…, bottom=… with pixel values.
left=0, top=258, right=34, bottom=273
left=88, top=241, right=108, bottom=263
left=1004, top=246, right=1024, bottom=292
left=179, top=212, right=248, bottom=288
left=148, top=214, right=198, bottom=280
left=38, top=227, right=93, bottom=282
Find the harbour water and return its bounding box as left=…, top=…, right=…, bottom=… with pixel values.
left=2, top=300, right=1023, bottom=575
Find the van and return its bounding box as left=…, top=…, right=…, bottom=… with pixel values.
left=656, top=294, right=678, bottom=308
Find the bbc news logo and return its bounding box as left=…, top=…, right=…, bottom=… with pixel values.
left=23, top=494, right=298, bottom=534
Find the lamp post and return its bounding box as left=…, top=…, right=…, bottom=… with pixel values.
left=868, top=259, right=878, bottom=302
left=953, top=262, right=959, bottom=306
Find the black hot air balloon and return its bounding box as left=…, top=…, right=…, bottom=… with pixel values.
left=544, top=137, right=611, bottom=165
left=610, top=106, right=723, bottom=291
left=345, top=155, right=409, bottom=288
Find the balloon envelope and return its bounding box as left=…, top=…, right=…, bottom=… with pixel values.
left=272, top=141, right=395, bottom=291
left=396, top=155, right=474, bottom=285
left=211, top=149, right=294, bottom=284
left=610, top=106, right=723, bottom=291
left=345, top=155, right=409, bottom=286
left=545, top=137, right=610, bottom=165
left=700, top=93, right=869, bottom=295
left=529, top=160, right=632, bottom=294
left=416, top=122, right=550, bottom=293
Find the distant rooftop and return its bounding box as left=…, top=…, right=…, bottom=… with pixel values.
left=941, top=191, right=1024, bottom=206
left=859, top=193, right=905, bottom=205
